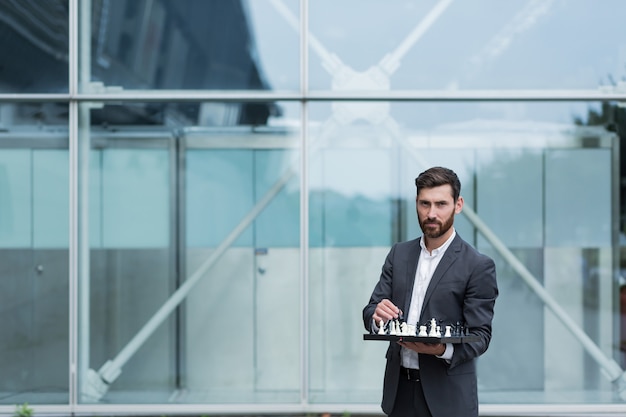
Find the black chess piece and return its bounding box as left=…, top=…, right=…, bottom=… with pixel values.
left=455, top=321, right=462, bottom=337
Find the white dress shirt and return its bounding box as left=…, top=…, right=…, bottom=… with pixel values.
left=401, top=229, right=456, bottom=369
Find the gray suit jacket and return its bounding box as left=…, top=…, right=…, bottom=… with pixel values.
left=363, top=234, right=498, bottom=417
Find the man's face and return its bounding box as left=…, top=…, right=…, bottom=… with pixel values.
left=416, top=184, right=463, bottom=239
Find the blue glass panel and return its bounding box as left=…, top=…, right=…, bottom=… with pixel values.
left=545, top=149, right=612, bottom=247
left=0, top=150, right=32, bottom=247
left=254, top=150, right=300, bottom=248
left=33, top=150, right=69, bottom=248
left=101, top=149, right=169, bottom=248
left=186, top=149, right=254, bottom=247
left=310, top=148, right=393, bottom=247
left=477, top=149, right=544, bottom=248
left=89, top=150, right=103, bottom=247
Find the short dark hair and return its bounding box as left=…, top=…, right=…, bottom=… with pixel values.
left=415, top=166, right=461, bottom=201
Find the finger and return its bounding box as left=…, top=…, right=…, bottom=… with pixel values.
left=373, top=307, right=392, bottom=323
left=377, top=307, right=396, bottom=321
left=379, top=300, right=400, bottom=318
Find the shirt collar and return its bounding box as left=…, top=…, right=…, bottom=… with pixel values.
left=420, top=228, right=456, bottom=256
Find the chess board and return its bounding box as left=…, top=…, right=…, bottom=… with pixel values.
left=363, top=334, right=480, bottom=343
left=367, top=317, right=478, bottom=343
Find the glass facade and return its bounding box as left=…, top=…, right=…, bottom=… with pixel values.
left=0, top=1, right=625, bottom=416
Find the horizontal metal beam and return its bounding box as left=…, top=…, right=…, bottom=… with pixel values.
left=2, top=401, right=626, bottom=417
left=0, top=89, right=625, bottom=102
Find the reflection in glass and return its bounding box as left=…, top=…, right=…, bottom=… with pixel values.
left=87, top=0, right=299, bottom=92
left=87, top=145, right=174, bottom=402
left=0, top=113, right=69, bottom=404
left=0, top=1, right=69, bottom=93
left=185, top=145, right=301, bottom=403
left=308, top=0, right=626, bottom=91
left=308, top=101, right=621, bottom=405
left=79, top=102, right=301, bottom=404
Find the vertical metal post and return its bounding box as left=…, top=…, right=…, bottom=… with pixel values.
left=300, top=0, right=310, bottom=407
left=67, top=0, right=79, bottom=408
left=77, top=0, right=93, bottom=403
left=611, top=132, right=622, bottom=364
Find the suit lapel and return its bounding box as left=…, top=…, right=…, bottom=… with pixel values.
left=403, top=238, right=421, bottom=312
left=420, top=235, right=461, bottom=317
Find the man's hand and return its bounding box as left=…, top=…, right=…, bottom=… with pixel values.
left=373, top=299, right=401, bottom=325
left=398, top=341, right=446, bottom=356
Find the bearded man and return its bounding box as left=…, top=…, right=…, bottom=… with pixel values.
left=363, top=166, right=499, bottom=417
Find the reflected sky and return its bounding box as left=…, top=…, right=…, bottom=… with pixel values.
left=247, top=0, right=625, bottom=125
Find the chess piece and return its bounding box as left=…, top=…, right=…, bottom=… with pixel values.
left=435, top=325, right=441, bottom=337
left=428, top=318, right=438, bottom=337
left=455, top=321, right=463, bottom=337
left=418, top=325, right=427, bottom=337
left=390, top=320, right=397, bottom=335
left=444, top=325, right=452, bottom=337
left=378, top=319, right=386, bottom=335
left=400, top=322, right=408, bottom=335
left=407, top=324, right=416, bottom=336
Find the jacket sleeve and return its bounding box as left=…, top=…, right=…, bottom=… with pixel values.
left=362, top=243, right=397, bottom=333
left=451, top=253, right=498, bottom=368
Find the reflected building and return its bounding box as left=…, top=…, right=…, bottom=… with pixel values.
left=1, top=0, right=278, bottom=125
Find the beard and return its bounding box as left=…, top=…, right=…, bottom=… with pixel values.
left=419, top=211, right=455, bottom=239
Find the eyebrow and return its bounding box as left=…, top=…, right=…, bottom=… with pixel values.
left=418, top=199, right=449, bottom=204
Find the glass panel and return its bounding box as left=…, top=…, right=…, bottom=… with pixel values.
left=308, top=0, right=626, bottom=91
left=0, top=110, right=69, bottom=404
left=183, top=104, right=301, bottom=403
left=100, top=149, right=170, bottom=248
left=308, top=122, right=395, bottom=402
left=309, top=101, right=621, bottom=406
left=80, top=101, right=301, bottom=404
left=85, top=128, right=175, bottom=403
left=545, top=149, right=612, bottom=247
left=186, top=150, right=255, bottom=247
left=0, top=1, right=69, bottom=93
left=86, top=0, right=299, bottom=91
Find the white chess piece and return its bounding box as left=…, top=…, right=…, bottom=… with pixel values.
left=428, top=318, right=438, bottom=337
left=389, top=320, right=397, bottom=335
left=378, top=319, right=386, bottom=335
left=418, top=325, right=428, bottom=337
left=436, top=325, right=441, bottom=337
left=400, top=322, right=408, bottom=335
left=444, top=325, right=452, bottom=337
left=407, top=324, right=416, bottom=336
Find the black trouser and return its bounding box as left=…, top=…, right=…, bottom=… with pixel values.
left=389, top=367, right=433, bottom=417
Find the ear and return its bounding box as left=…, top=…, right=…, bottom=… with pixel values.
left=455, top=196, right=464, bottom=214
